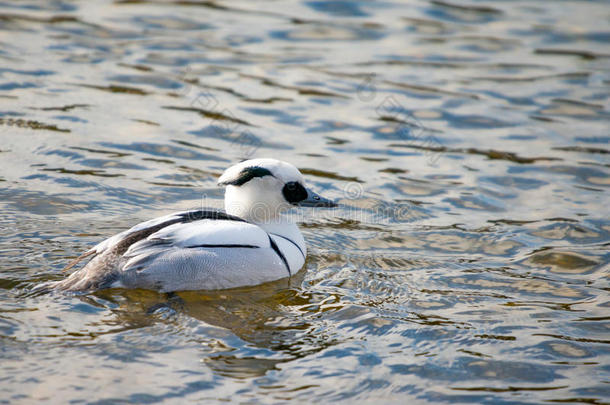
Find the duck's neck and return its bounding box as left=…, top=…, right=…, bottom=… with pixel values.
left=256, top=218, right=298, bottom=237
left=224, top=193, right=306, bottom=253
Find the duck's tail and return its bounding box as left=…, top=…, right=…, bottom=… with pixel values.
left=32, top=250, right=119, bottom=293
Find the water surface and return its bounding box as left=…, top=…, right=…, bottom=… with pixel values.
left=1, top=0, right=609, bottom=403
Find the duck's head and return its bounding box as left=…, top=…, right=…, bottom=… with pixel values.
left=218, top=158, right=336, bottom=222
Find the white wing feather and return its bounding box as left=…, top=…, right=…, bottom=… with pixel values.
left=144, top=219, right=268, bottom=248
left=121, top=219, right=270, bottom=272
left=90, top=211, right=187, bottom=254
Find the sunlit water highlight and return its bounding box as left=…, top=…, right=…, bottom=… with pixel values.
left=0, top=0, right=609, bottom=403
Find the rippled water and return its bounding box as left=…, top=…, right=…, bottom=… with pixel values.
left=1, top=0, right=609, bottom=403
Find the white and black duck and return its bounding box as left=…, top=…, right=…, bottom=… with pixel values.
left=43, top=158, right=336, bottom=292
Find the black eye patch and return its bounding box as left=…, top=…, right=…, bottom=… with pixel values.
left=282, top=181, right=308, bottom=204
left=219, top=166, right=273, bottom=186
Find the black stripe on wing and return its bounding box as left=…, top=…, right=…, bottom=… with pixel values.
left=114, top=209, right=247, bottom=255
left=186, top=244, right=259, bottom=249
left=176, top=209, right=247, bottom=223
left=270, top=233, right=305, bottom=260
left=268, top=236, right=291, bottom=277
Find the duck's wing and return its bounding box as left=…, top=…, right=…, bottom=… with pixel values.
left=46, top=210, right=250, bottom=292
left=94, top=210, right=246, bottom=256
left=117, top=219, right=291, bottom=291
left=63, top=209, right=246, bottom=271
left=121, top=218, right=271, bottom=271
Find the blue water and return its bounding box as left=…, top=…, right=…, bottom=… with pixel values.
left=0, top=0, right=609, bottom=403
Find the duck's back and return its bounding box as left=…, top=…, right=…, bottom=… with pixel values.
left=45, top=210, right=298, bottom=292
